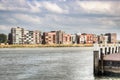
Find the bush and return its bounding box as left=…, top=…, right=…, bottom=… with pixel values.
left=0, top=34, right=7, bottom=43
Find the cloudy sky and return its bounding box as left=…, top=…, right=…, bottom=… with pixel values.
left=0, top=0, right=120, bottom=39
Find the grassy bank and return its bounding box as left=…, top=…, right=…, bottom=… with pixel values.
left=0, top=44, right=93, bottom=48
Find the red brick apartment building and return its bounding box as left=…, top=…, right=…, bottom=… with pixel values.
left=86, top=34, right=93, bottom=44
left=42, top=31, right=72, bottom=44
left=42, top=31, right=56, bottom=44
left=78, top=33, right=98, bottom=44
left=63, top=34, right=72, bottom=44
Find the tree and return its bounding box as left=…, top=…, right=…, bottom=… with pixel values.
left=0, top=34, right=7, bottom=43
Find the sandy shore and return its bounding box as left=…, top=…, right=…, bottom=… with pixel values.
left=0, top=44, right=93, bottom=48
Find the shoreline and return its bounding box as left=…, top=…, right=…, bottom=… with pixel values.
left=0, top=44, right=93, bottom=48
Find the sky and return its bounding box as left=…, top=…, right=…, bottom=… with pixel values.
left=0, top=0, right=120, bottom=39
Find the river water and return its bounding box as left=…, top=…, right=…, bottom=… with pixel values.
left=0, top=47, right=119, bottom=80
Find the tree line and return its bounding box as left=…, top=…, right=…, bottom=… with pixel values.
left=0, top=34, right=7, bottom=43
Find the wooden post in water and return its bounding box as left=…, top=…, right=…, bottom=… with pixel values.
left=105, top=47, right=107, bottom=55
left=115, top=47, right=117, bottom=53
left=108, top=47, right=111, bottom=54
left=100, top=52, right=104, bottom=75
left=93, top=51, right=99, bottom=76
left=118, top=47, right=120, bottom=53
left=112, top=48, right=114, bottom=54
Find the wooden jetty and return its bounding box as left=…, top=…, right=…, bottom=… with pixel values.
left=93, top=43, right=120, bottom=76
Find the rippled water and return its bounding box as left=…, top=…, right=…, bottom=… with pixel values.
left=0, top=47, right=119, bottom=80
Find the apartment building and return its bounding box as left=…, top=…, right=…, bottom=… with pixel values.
left=33, top=30, right=42, bottom=44
left=23, top=30, right=35, bottom=44
left=42, top=31, right=56, bottom=44
left=10, top=27, right=24, bottom=44
left=42, top=30, right=72, bottom=44
left=98, top=33, right=117, bottom=44
left=105, top=33, right=117, bottom=43
left=77, top=33, right=97, bottom=44
left=98, top=34, right=108, bottom=44
left=56, top=30, right=64, bottom=44
left=86, top=34, right=94, bottom=44
left=78, top=33, right=86, bottom=44
left=9, top=27, right=41, bottom=44
left=71, top=34, right=77, bottom=44
left=63, top=33, right=72, bottom=44
left=93, top=34, right=98, bottom=43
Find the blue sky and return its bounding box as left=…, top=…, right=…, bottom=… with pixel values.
left=0, top=0, right=120, bottom=39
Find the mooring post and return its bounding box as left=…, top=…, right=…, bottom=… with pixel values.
left=93, top=51, right=99, bottom=76
left=100, top=52, right=104, bottom=75
left=112, top=48, right=114, bottom=54
left=115, top=47, right=117, bottom=53
left=108, top=47, right=111, bottom=54
left=119, top=47, right=120, bottom=53
left=105, top=47, right=107, bottom=55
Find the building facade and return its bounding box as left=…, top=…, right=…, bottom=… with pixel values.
left=63, top=33, right=72, bottom=44
left=8, top=27, right=117, bottom=45
left=42, top=31, right=72, bottom=44
left=105, top=33, right=117, bottom=43
left=56, top=30, right=64, bottom=44
left=93, top=34, right=98, bottom=43
left=77, top=33, right=98, bottom=44
left=33, top=30, right=41, bottom=44
left=71, top=34, right=77, bottom=44
left=42, top=31, right=56, bottom=44
left=86, top=34, right=94, bottom=44
left=98, top=34, right=108, bottom=44
left=98, top=33, right=117, bottom=44
left=10, top=27, right=24, bottom=44
left=78, top=33, right=86, bottom=44
left=9, top=27, right=41, bottom=44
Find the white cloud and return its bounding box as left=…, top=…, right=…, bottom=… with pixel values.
left=0, top=0, right=24, bottom=9
left=27, top=1, right=41, bottom=13
left=6, top=18, right=17, bottom=24
left=47, top=15, right=95, bottom=25
left=0, top=3, right=6, bottom=10
left=0, top=25, right=13, bottom=33
left=58, top=0, right=66, bottom=2
left=0, top=0, right=120, bottom=36
left=76, top=1, right=120, bottom=16
left=0, top=25, right=10, bottom=30
left=0, top=0, right=41, bottom=13
left=14, top=14, right=42, bottom=24
left=0, top=0, right=69, bottom=14
left=100, top=19, right=116, bottom=26
left=42, top=2, right=68, bottom=14
left=34, top=1, right=42, bottom=8
left=77, top=1, right=112, bottom=14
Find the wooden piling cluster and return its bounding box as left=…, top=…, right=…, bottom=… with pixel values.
left=93, top=43, right=120, bottom=76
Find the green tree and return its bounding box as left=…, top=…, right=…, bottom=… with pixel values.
left=0, top=34, right=7, bottom=43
